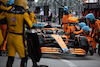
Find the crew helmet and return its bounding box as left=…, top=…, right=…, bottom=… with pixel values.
left=63, top=6, right=68, bottom=12
left=85, top=13, right=95, bottom=21
left=82, top=26, right=90, bottom=33
left=0, top=0, right=9, bottom=5
left=79, top=22, right=86, bottom=29
left=7, top=0, right=14, bottom=5
left=25, top=6, right=29, bottom=10
left=14, top=0, right=27, bottom=9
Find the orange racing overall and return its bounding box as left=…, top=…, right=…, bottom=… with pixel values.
left=61, top=14, right=72, bottom=32
left=89, top=19, right=100, bottom=49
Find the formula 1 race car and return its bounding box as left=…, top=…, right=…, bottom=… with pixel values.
left=32, top=23, right=93, bottom=56
left=39, top=28, right=89, bottom=56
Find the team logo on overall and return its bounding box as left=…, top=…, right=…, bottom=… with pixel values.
left=11, top=16, right=16, bottom=23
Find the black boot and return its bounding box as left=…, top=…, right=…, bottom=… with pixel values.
left=94, top=49, right=96, bottom=53
left=6, top=56, right=14, bottom=67
left=32, top=58, right=38, bottom=67
left=20, top=56, right=28, bottom=67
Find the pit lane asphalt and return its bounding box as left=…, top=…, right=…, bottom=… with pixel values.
left=0, top=51, right=100, bottom=67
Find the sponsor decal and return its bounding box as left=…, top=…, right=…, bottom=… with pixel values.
left=11, top=16, right=16, bottom=23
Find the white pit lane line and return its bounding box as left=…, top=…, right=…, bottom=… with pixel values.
left=60, top=59, right=78, bottom=67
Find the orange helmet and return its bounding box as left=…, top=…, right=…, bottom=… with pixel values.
left=68, top=17, right=79, bottom=23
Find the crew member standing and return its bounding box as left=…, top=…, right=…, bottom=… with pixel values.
left=61, top=6, right=72, bottom=32
left=25, top=6, right=37, bottom=24
left=39, top=9, right=44, bottom=22
left=0, top=0, right=33, bottom=67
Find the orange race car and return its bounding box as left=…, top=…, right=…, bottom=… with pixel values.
left=31, top=23, right=93, bottom=56
left=39, top=28, right=88, bottom=56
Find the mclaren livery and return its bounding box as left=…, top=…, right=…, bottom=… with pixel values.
left=31, top=23, right=94, bottom=56
left=36, top=26, right=90, bottom=56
